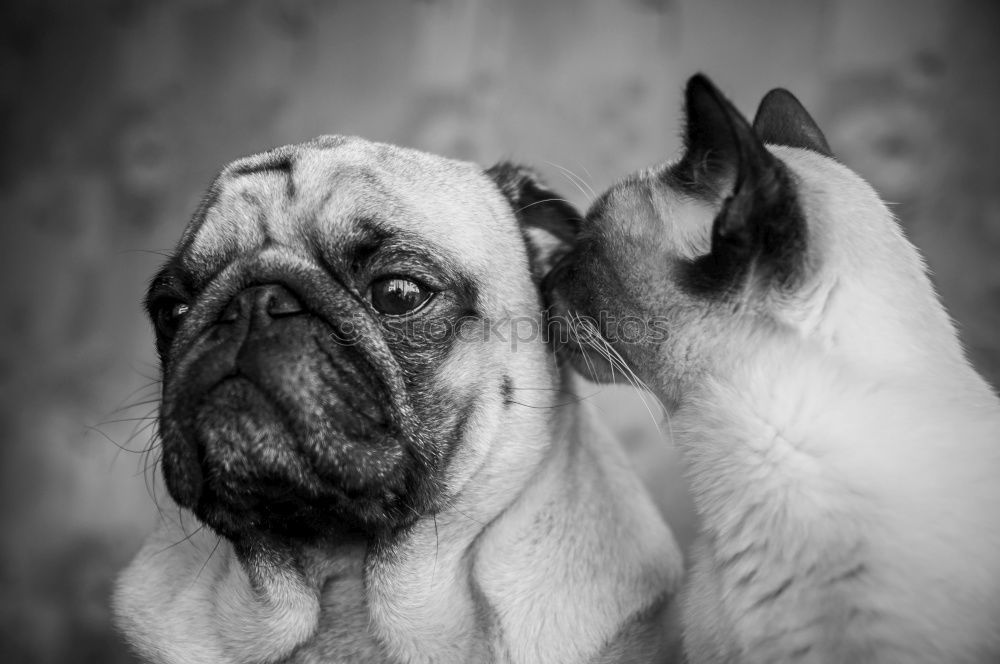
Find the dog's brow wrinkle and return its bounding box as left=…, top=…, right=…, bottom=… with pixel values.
left=228, top=152, right=297, bottom=200
left=343, top=219, right=395, bottom=267
left=229, top=153, right=293, bottom=179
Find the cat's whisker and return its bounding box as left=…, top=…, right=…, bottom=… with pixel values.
left=571, top=314, right=669, bottom=439
left=514, top=197, right=580, bottom=216
left=567, top=313, right=603, bottom=383
left=569, top=312, right=621, bottom=384
left=545, top=160, right=596, bottom=203
left=592, top=330, right=676, bottom=444
left=560, top=161, right=598, bottom=201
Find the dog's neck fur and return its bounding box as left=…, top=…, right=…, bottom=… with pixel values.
left=116, top=374, right=680, bottom=664
left=364, top=384, right=676, bottom=664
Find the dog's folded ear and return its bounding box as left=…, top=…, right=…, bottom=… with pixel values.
left=486, top=162, right=581, bottom=284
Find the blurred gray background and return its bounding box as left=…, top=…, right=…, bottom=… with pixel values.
left=2, top=0, right=998, bottom=661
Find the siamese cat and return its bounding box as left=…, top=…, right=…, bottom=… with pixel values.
left=548, top=74, right=1000, bottom=662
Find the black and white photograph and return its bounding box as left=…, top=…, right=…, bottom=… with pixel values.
left=2, top=1, right=999, bottom=662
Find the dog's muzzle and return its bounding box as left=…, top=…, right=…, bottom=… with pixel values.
left=158, top=281, right=411, bottom=541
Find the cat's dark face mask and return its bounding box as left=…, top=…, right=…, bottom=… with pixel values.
left=546, top=74, right=833, bottom=404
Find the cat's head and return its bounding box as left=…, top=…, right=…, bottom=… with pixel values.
left=548, top=74, right=961, bottom=406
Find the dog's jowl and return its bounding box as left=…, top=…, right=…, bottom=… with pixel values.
left=113, top=136, right=683, bottom=664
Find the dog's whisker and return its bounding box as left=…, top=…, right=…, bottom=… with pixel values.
left=128, top=419, right=161, bottom=450
left=510, top=385, right=603, bottom=405
left=450, top=507, right=485, bottom=528
left=96, top=397, right=160, bottom=467
left=117, top=408, right=162, bottom=463
left=191, top=535, right=223, bottom=586
left=118, top=248, right=174, bottom=258
left=98, top=414, right=160, bottom=426
left=509, top=398, right=585, bottom=409
left=87, top=424, right=138, bottom=454
left=143, top=448, right=167, bottom=518
left=108, top=379, right=162, bottom=413
left=106, top=397, right=163, bottom=417
left=94, top=397, right=161, bottom=474
left=154, top=523, right=207, bottom=557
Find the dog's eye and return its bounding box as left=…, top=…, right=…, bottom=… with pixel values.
left=369, top=277, right=434, bottom=316
left=154, top=300, right=190, bottom=339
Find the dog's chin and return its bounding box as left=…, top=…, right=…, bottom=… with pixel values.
left=158, top=316, right=430, bottom=544
left=163, top=381, right=419, bottom=542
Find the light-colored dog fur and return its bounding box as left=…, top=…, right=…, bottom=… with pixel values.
left=551, top=77, right=1000, bottom=662
left=113, top=136, right=683, bottom=663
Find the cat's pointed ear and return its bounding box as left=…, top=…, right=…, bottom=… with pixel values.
left=679, top=75, right=809, bottom=294
left=676, top=74, right=778, bottom=196
left=486, top=161, right=581, bottom=285
left=752, top=88, right=833, bottom=157
left=677, top=73, right=759, bottom=190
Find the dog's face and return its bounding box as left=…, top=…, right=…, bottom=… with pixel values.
left=145, top=136, right=577, bottom=545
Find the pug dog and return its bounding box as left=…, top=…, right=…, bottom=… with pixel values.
left=112, top=135, right=684, bottom=664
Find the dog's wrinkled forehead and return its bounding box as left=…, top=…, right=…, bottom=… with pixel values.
left=177, top=135, right=518, bottom=285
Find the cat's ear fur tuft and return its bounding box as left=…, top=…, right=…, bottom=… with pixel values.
left=677, top=74, right=758, bottom=192
left=752, top=88, right=833, bottom=157
left=679, top=74, right=809, bottom=295
left=486, top=161, right=581, bottom=284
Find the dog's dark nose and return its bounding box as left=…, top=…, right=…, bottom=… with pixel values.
left=221, top=284, right=304, bottom=324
